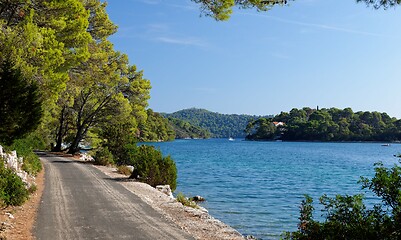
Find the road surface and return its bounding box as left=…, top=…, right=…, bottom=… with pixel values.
left=35, top=153, right=194, bottom=240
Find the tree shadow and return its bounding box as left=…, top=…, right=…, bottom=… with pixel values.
left=103, top=177, right=135, bottom=182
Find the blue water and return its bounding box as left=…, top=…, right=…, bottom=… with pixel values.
left=146, top=139, right=401, bottom=239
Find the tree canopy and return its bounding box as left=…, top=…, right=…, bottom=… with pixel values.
left=246, top=107, right=401, bottom=142
left=0, top=60, right=42, bottom=145
left=192, top=0, right=401, bottom=20
left=163, top=108, right=269, bottom=138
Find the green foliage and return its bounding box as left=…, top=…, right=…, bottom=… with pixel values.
left=94, top=147, right=114, bottom=166
left=138, top=109, right=175, bottom=142
left=0, top=160, right=28, bottom=206
left=167, top=117, right=211, bottom=139
left=164, top=108, right=268, bottom=138
left=284, top=161, right=401, bottom=239
left=192, top=0, right=400, bottom=21
left=356, top=0, right=401, bottom=9
left=192, top=0, right=291, bottom=21
left=247, top=107, right=401, bottom=142
left=130, top=145, right=177, bottom=191
left=28, top=184, right=37, bottom=194
left=0, top=60, right=42, bottom=145
left=10, top=135, right=43, bottom=176
left=97, top=123, right=138, bottom=165
left=176, top=192, right=198, bottom=208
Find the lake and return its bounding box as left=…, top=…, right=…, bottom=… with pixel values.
left=146, top=139, right=401, bottom=239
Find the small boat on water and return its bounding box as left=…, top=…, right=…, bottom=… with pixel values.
left=228, top=137, right=235, bottom=141
left=382, top=144, right=391, bottom=147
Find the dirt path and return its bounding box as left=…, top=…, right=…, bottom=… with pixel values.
left=35, top=153, right=194, bottom=240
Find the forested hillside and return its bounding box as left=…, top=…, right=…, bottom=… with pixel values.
left=163, top=108, right=269, bottom=138
left=167, top=118, right=211, bottom=139
left=246, top=107, right=401, bottom=141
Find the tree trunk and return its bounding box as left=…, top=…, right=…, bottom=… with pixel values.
left=53, top=107, right=66, bottom=152
left=67, top=126, right=84, bottom=154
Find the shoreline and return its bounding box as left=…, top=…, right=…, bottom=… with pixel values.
left=2, top=152, right=246, bottom=239
left=93, top=163, right=246, bottom=240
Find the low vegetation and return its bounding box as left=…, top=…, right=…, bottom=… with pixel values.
left=284, top=160, right=401, bottom=239
left=93, top=147, right=114, bottom=166
left=117, top=165, right=132, bottom=176
left=130, top=145, right=177, bottom=191
left=0, top=159, right=28, bottom=206
left=176, top=192, right=199, bottom=209
left=96, top=124, right=178, bottom=189
left=10, top=135, right=44, bottom=176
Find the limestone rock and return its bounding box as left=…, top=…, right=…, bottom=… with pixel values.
left=80, top=153, right=94, bottom=162
left=126, top=165, right=134, bottom=172
left=0, top=145, right=30, bottom=188
left=156, top=185, right=174, bottom=198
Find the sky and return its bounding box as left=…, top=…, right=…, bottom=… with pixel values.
left=105, top=0, right=401, bottom=117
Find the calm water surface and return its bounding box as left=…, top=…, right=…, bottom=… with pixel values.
left=147, top=139, right=401, bottom=239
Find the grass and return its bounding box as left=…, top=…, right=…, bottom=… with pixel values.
left=117, top=165, right=132, bottom=176
left=176, top=192, right=198, bottom=209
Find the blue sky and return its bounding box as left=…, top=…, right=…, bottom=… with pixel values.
left=106, top=0, right=401, bottom=117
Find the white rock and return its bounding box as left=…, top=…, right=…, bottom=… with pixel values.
left=126, top=165, right=134, bottom=172
left=80, top=153, right=94, bottom=162
left=0, top=145, right=31, bottom=189
left=156, top=185, right=174, bottom=198
left=5, top=213, right=14, bottom=219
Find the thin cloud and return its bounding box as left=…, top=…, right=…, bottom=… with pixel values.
left=155, top=36, right=207, bottom=47
left=138, top=0, right=161, bottom=4
left=166, top=2, right=197, bottom=11
left=242, top=12, right=390, bottom=38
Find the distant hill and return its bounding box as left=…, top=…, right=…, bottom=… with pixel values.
left=167, top=117, right=211, bottom=139
left=163, top=108, right=270, bottom=138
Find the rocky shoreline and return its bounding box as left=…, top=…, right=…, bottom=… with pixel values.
left=0, top=150, right=248, bottom=239
left=93, top=164, right=246, bottom=240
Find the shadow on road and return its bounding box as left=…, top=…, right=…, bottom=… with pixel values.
left=103, top=177, right=136, bottom=183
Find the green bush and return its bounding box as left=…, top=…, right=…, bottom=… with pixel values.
left=94, top=147, right=114, bottom=166
left=176, top=192, right=198, bottom=208
left=10, top=135, right=43, bottom=176
left=284, top=160, right=401, bottom=240
left=130, top=145, right=177, bottom=191
left=0, top=160, right=28, bottom=206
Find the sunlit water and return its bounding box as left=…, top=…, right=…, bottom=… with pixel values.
left=146, top=139, right=401, bottom=239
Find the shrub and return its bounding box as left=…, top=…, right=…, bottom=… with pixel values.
left=284, top=160, right=401, bottom=239
left=94, top=147, right=114, bottom=166
left=130, top=145, right=177, bottom=191
left=10, top=136, right=43, bottom=176
left=0, top=160, right=28, bottom=206
left=176, top=192, right=198, bottom=208
left=97, top=123, right=138, bottom=166
left=28, top=184, right=37, bottom=194
left=117, top=165, right=132, bottom=176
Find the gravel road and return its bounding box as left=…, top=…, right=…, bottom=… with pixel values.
left=35, top=153, right=194, bottom=240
